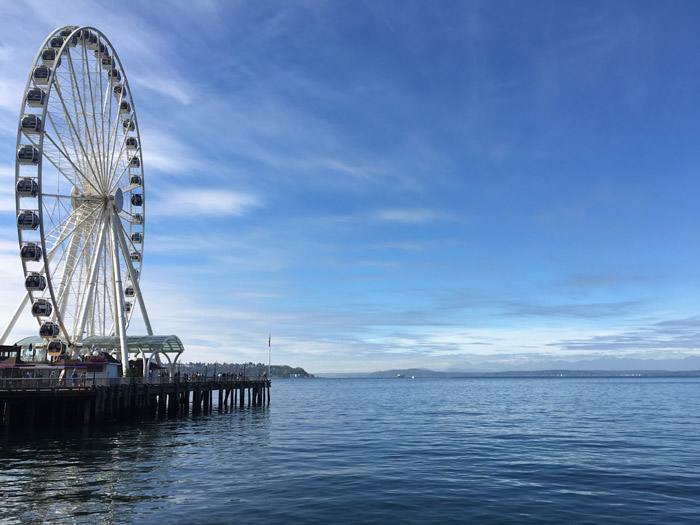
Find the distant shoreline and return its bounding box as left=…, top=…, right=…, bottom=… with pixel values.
left=317, top=370, right=700, bottom=379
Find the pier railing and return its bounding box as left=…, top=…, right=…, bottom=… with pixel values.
left=0, top=376, right=269, bottom=390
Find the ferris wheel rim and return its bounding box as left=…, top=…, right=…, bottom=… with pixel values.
left=14, top=26, right=147, bottom=348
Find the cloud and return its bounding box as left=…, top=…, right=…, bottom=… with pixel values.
left=373, top=208, right=443, bottom=223
left=0, top=165, right=16, bottom=212
left=501, top=300, right=640, bottom=320
left=552, top=315, right=700, bottom=352
left=148, top=187, right=261, bottom=218
left=138, top=128, right=199, bottom=176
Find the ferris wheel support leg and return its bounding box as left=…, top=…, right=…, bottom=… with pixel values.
left=109, top=214, right=130, bottom=373
left=114, top=218, right=153, bottom=336
left=75, top=213, right=108, bottom=342
left=0, top=291, right=32, bottom=345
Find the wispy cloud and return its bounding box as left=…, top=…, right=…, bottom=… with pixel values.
left=0, top=165, right=16, bottom=212
left=148, top=187, right=261, bottom=218
left=501, top=300, right=641, bottom=320
left=553, top=315, right=700, bottom=353
left=373, top=208, right=444, bottom=223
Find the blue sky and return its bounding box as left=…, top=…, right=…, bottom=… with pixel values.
left=1, top=1, right=700, bottom=372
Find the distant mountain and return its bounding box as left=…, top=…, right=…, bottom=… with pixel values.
left=321, top=367, right=700, bottom=379
left=314, top=356, right=700, bottom=378
left=370, top=368, right=445, bottom=378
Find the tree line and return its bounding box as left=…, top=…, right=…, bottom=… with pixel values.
left=178, top=362, right=312, bottom=378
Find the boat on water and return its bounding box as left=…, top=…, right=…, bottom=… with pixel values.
left=396, top=374, right=405, bottom=378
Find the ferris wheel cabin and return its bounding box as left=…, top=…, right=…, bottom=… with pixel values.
left=24, top=273, right=46, bottom=292
left=20, top=243, right=42, bottom=262
left=17, top=145, right=39, bottom=165
left=39, top=322, right=60, bottom=338
left=41, top=48, right=61, bottom=68
left=58, top=28, right=78, bottom=45
left=33, top=65, right=50, bottom=85
left=17, top=211, right=39, bottom=230
left=26, top=88, right=46, bottom=108
left=17, top=178, right=38, bottom=198
left=31, top=299, right=52, bottom=317
left=113, top=84, right=126, bottom=99
left=21, top=114, right=42, bottom=134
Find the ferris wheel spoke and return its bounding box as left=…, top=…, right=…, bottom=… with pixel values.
left=43, top=105, right=94, bottom=182
left=107, top=162, right=132, bottom=196
left=82, top=41, right=105, bottom=194
left=41, top=133, right=103, bottom=195
left=21, top=133, right=86, bottom=194
left=55, top=59, right=85, bottom=143
left=97, top=43, right=112, bottom=191
left=41, top=192, right=98, bottom=202
left=51, top=76, right=102, bottom=187
left=43, top=112, right=93, bottom=184
left=105, top=110, right=128, bottom=191
left=66, top=47, right=105, bottom=190
left=53, top=63, right=94, bottom=180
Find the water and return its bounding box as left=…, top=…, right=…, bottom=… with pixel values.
left=1, top=378, right=699, bottom=524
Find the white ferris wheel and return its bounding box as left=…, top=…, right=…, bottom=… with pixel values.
left=0, top=26, right=152, bottom=366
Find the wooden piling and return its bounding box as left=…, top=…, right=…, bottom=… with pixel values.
left=0, top=377, right=270, bottom=427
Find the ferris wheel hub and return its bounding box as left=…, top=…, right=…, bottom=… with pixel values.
left=113, top=187, right=124, bottom=213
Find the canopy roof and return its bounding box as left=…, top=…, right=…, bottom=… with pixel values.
left=14, top=335, right=185, bottom=355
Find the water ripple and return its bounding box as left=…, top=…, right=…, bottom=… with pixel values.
left=0, top=378, right=699, bottom=523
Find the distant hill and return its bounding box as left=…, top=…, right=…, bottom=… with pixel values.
left=318, top=367, right=700, bottom=379
left=370, top=368, right=445, bottom=378
left=180, top=362, right=313, bottom=378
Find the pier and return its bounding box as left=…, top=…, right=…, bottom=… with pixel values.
left=0, top=376, right=271, bottom=428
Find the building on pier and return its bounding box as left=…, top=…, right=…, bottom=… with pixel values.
left=13, top=335, right=185, bottom=378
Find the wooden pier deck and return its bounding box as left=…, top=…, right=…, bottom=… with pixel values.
left=0, top=377, right=271, bottom=428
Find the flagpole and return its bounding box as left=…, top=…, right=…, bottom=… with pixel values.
left=268, top=334, right=271, bottom=378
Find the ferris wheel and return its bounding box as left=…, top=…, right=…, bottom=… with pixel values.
left=1, top=26, right=152, bottom=364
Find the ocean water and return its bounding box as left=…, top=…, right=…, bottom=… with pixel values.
left=1, top=377, right=699, bottom=524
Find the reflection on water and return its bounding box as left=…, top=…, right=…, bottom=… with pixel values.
left=0, top=407, right=271, bottom=523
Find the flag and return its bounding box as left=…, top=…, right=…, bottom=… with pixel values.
left=268, top=335, right=271, bottom=347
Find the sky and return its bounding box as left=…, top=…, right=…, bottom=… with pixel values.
left=1, top=0, right=700, bottom=373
